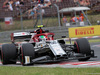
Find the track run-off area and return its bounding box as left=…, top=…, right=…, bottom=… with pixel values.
left=0, top=42, right=100, bottom=68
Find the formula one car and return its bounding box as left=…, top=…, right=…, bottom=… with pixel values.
left=0, top=26, right=96, bottom=65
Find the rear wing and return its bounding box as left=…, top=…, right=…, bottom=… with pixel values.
left=11, top=32, right=32, bottom=42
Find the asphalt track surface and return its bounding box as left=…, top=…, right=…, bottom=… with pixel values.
left=0, top=42, right=100, bottom=68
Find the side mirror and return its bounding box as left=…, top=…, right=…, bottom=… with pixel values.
left=61, top=36, right=66, bottom=38
left=58, top=40, right=65, bottom=44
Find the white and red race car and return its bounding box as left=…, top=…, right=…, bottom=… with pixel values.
left=0, top=27, right=96, bottom=66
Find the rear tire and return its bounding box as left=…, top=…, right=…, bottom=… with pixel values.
left=1, top=44, right=17, bottom=64
left=74, top=38, right=91, bottom=61
left=21, top=43, right=35, bottom=66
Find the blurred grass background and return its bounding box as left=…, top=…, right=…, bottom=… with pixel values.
left=0, top=11, right=100, bottom=31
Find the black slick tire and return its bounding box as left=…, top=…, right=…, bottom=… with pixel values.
left=1, top=44, right=17, bottom=64
left=74, top=38, right=91, bottom=61
left=21, top=43, right=35, bottom=66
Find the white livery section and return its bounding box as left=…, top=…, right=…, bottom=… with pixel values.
left=25, top=56, right=30, bottom=64
left=14, top=32, right=31, bottom=37
left=49, top=40, right=66, bottom=56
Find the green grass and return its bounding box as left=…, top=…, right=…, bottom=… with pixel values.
left=89, top=39, right=100, bottom=43
left=0, top=66, right=100, bottom=75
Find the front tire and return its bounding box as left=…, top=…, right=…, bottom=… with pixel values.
left=21, top=43, right=35, bottom=66
left=74, top=38, right=91, bottom=61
